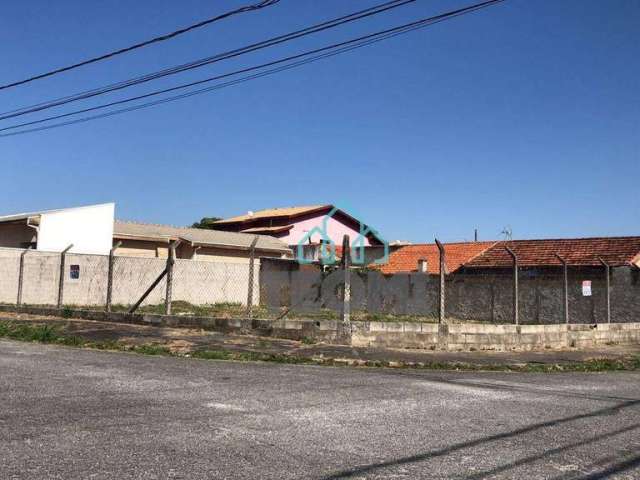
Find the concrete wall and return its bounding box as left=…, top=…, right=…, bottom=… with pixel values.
left=5, top=303, right=640, bottom=352
left=0, top=248, right=22, bottom=303
left=351, top=322, right=640, bottom=351
left=0, top=247, right=258, bottom=307
left=37, top=203, right=115, bottom=255
left=260, top=261, right=640, bottom=324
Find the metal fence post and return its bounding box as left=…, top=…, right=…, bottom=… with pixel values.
left=599, top=257, right=611, bottom=323
left=165, top=240, right=179, bottom=315
left=505, top=246, right=518, bottom=325
left=341, top=235, right=351, bottom=324
left=105, top=241, right=122, bottom=312
left=555, top=254, right=569, bottom=324
left=435, top=239, right=446, bottom=323
left=16, top=249, right=29, bottom=307
left=57, top=244, right=74, bottom=309
left=246, top=236, right=259, bottom=319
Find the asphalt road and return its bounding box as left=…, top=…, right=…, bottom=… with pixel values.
left=1, top=340, right=640, bottom=480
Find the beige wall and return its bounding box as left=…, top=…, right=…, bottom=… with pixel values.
left=114, top=238, right=284, bottom=263
left=114, top=239, right=169, bottom=258
left=0, top=223, right=36, bottom=249
left=192, top=246, right=282, bottom=263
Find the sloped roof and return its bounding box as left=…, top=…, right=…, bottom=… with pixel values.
left=464, top=237, right=640, bottom=268
left=374, top=242, right=496, bottom=274
left=240, top=225, right=294, bottom=234
left=0, top=203, right=115, bottom=224
left=213, top=205, right=329, bottom=224
left=113, top=221, right=290, bottom=253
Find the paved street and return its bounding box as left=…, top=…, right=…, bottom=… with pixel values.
left=1, top=340, right=640, bottom=479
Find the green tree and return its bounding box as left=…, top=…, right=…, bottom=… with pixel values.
left=191, top=217, right=223, bottom=229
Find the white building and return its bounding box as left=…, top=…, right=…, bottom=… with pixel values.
left=0, top=203, right=115, bottom=255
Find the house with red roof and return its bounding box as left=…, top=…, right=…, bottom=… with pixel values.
left=462, top=237, right=640, bottom=270
left=373, top=241, right=496, bottom=274
left=374, top=237, right=640, bottom=275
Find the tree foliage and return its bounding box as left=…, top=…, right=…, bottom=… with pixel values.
left=191, top=217, right=222, bottom=229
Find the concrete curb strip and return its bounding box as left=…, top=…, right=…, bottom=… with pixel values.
left=1, top=304, right=639, bottom=352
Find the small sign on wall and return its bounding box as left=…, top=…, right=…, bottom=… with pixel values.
left=582, top=280, right=592, bottom=296
left=69, top=264, right=80, bottom=282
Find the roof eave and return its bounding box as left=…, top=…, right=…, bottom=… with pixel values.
left=185, top=238, right=290, bottom=254
left=113, top=233, right=173, bottom=244
left=213, top=205, right=332, bottom=226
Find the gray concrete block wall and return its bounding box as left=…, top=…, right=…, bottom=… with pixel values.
left=5, top=302, right=640, bottom=352
left=260, top=261, right=640, bottom=324
left=62, top=253, right=110, bottom=306
left=0, top=247, right=257, bottom=308
left=351, top=322, right=640, bottom=351
left=0, top=249, right=21, bottom=304
left=172, top=258, right=259, bottom=306
left=21, top=252, right=60, bottom=305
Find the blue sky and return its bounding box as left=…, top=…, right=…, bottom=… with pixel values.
left=1, top=0, right=638, bottom=243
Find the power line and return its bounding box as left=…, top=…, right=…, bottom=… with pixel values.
left=0, top=0, right=418, bottom=121
left=0, top=0, right=280, bottom=91
left=0, top=0, right=506, bottom=138
left=0, top=0, right=497, bottom=133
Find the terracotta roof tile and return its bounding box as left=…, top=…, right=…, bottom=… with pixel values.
left=373, top=242, right=496, bottom=274
left=465, top=237, right=640, bottom=268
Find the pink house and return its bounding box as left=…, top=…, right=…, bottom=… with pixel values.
left=211, top=205, right=384, bottom=248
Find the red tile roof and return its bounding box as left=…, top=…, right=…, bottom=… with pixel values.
left=374, top=242, right=496, bottom=275
left=464, top=237, right=640, bottom=268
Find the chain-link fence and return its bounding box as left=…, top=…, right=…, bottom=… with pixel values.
left=258, top=254, right=640, bottom=324
left=0, top=247, right=260, bottom=318
left=1, top=245, right=638, bottom=324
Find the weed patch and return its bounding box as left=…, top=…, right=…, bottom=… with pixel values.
left=131, top=344, right=172, bottom=356
left=3, top=320, right=640, bottom=373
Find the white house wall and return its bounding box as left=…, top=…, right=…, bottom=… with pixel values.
left=37, top=203, right=115, bottom=255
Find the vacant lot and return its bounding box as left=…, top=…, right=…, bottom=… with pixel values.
left=1, top=340, right=640, bottom=479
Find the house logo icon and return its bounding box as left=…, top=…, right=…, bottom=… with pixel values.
left=295, top=204, right=388, bottom=265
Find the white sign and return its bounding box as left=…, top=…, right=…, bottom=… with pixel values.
left=582, top=280, right=592, bottom=297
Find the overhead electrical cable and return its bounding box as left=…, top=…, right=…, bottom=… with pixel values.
left=0, top=0, right=418, bottom=121
left=0, top=0, right=280, bottom=91
left=0, top=0, right=505, bottom=138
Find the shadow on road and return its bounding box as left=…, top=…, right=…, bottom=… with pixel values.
left=549, top=452, right=640, bottom=479
left=321, top=399, right=640, bottom=479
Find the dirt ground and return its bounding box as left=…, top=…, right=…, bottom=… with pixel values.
left=2, top=311, right=640, bottom=368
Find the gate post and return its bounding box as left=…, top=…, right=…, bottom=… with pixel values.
left=16, top=249, right=29, bottom=307
left=435, top=239, right=446, bottom=323
left=165, top=240, right=180, bottom=315
left=57, top=244, right=74, bottom=309
left=246, top=236, right=259, bottom=319
left=555, top=254, right=569, bottom=324
left=341, top=235, right=351, bottom=325
left=106, top=241, right=122, bottom=312
left=599, top=258, right=611, bottom=323
left=505, top=246, right=518, bottom=325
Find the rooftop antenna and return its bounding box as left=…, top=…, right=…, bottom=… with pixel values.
left=500, top=226, right=513, bottom=241
left=474, top=228, right=478, bottom=242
